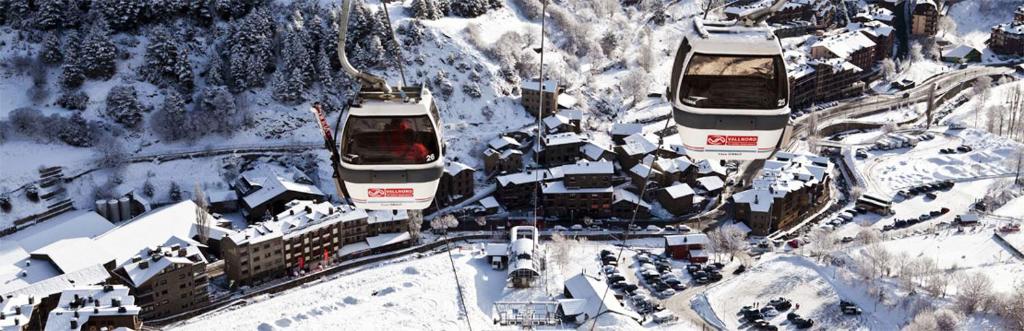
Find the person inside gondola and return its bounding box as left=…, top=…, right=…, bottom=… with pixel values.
left=385, top=118, right=430, bottom=163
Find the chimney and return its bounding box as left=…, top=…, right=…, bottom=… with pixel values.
left=70, top=319, right=78, bottom=329
left=73, top=311, right=79, bottom=318
left=118, top=306, right=127, bottom=313
left=139, top=261, right=149, bottom=269
left=131, top=256, right=142, bottom=263
left=103, top=284, right=114, bottom=292
left=178, top=248, right=188, bottom=257
left=27, top=296, right=33, bottom=304
left=14, top=306, right=21, bottom=315
left=94, top=307, right=99, bottom=314
left=112, top=298, right=121, bottom=307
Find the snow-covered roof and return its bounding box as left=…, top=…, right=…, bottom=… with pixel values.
left=488, top=136, right=521, bottom=151
left=696, top=176, right=726, bottom=192
left=562, top=160, right=614, bottom=176
left=542, top=181, right=613, bottom=194
left=664, top=183, right=695, bottom=199
left=227, top=200, right=368, bottom=245
left=580, top=142, right=614, bottom=160
left=366, top=232, right=411, bottom=249
left=944, top=45, right=979, bottom=59
left=522, top=79, right=559, bottom=93
left=2, top=263, right=111, bottom=299
left=557, top=298, right=588, bottom=316
left=563, top=273, right=641, bottom=321
left=654, top=157, right=693, bottom=174
left=613, top=189, right=650, bottom=209
left=724, top=0, right=772, bottom=17
left=544, top=132, right=585, bottom=146
left=696, top=160, right=728, bottom=177
left=485, top=243, right=508, bottom=257
left=621, top=133, right=657, bottom=156
left=237, top=167, right=324, bottom=209
left=120, top=236, right=205, bottom=287
left=92, top=200, right=212, bottom=265
left=444, top=161, right=474, bottom=175
left=30, top=238, right=113, bottom=274
left=478, top=196, right=500, bottom=210
left=994, top=22, right=1024, bottom=35
left=611, top=123, right=644, bottom=137
left=206, top=189, right=238, bottom=204
left=629, top=163, right=661, bottom=178
left=560, top=109, right=583, bottom=121
left=367, top=209, right=409, bottom=225
left=557, top=95, right=578, bottom=110
left=543, top=114, right=571, bottom=131
left=812, top=30, right=876, bottom=60
left=44, top=285, right=140, bottom=331
left=499, top=148, right=523, bottom=159
left=0, top=294, right=34, bottom=330
left=497, top=170, right=550, bottom=186
left=2, top=210, right=114, bottom=253
left=665, top=234, right=709, bottom=247
left=339, top=241, right=370, bottom=257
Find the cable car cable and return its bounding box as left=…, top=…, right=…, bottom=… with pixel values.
left=531, top=0, right=548, bottom=228
left=589, top=117, right=674, bottom=331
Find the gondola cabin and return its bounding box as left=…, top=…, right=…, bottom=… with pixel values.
left=339, top=85, right=445, bottom=210
left=669, top=20, right=791, bottom=160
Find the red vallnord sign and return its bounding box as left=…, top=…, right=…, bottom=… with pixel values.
left=706, top=135, right=758, bottom=146
left=368, top=188, right=414, bottom=198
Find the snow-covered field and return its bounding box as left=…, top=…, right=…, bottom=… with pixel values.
left=946, top=0, right=1024, bottom=62
left=171, top=239, right=692, bottom=331
left=702, top=254, right=908, bottom=330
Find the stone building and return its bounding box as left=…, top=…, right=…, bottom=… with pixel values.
left=729, top=152, right=832, bottom=236
left=521, top=80, right=563, bottom=117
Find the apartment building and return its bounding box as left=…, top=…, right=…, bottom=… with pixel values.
left=41, top=285, right=142, bottom=331
left=521, top=79, right=563, bottom=117
left=222, top=200, right=369, bottom=286
left=911, top=0, right=940, bottom=36
left=109, top=237, right=209, bottom=320
left=729, top=152, right=833, bottom=236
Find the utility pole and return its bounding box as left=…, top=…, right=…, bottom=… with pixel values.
left=926, top=83, right=935, bottom=128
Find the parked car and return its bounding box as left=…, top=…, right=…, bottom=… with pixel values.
left=760, top=306, right=779, bottom=317
left=653, top=310, right=678, bottom=323
left=733, top=265, right=747, bottom=275
left=570, top=224, right=584, bottom=231
left=646, top=225, right=662, bottom=232
left=840, top=300, right=863, bottom=315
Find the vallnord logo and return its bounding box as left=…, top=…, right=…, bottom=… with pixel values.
left=368, top=188, right=414, bottom=198
left=707, top=135, right=758, bottom=146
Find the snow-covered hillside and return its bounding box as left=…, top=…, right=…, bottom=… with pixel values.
left=0, top=0, right=704, bottom=226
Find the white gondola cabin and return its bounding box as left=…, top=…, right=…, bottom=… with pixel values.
left=669, top=18, right=791, bottom=160
left=338, top=86, right=445, bottom=210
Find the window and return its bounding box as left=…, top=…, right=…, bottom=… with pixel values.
left=341, top=115, right=440, bottom=165
left=679, top=54, right=788, bottom=109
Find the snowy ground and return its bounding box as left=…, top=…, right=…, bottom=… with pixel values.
left=701, top=254, right=909, bottom=330
left=946, top=0, right=1024, bottom=62
left=171, top=239, right=695, bottom=331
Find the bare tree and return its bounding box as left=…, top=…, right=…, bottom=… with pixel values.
left=549, top=231, right=570, bottom=272
left=972, top=76, right=993, bottom=127
left=701, top=0, right=723, bottom=19
left=938, top=16, right=957, bottom=38
left=856, top=226, right=882, bottom=245
left=880, top=58, right=897, bottom=81
left=806, top=228, right=836, bottom=262
left=955, top=271, right=993, bottom=313
left=910, top=42, right=924, bottom=62
left=995, top=282, right=1024, bottom=330
left=193, top=183, right=211, bottom=244
left=622, top=68, right=650, bottom=107
left=933, top=309, right=961, bottom=330
left=431, top=214, right=459, bottom=234
left=407, top=209, right=424, bottom=241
